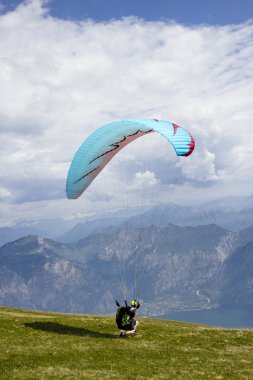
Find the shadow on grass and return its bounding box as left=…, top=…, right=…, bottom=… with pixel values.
left=24, top=321, right=117, bottom=339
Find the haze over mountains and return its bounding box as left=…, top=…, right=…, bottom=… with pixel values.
left=1, top=195, right=253, bottom=247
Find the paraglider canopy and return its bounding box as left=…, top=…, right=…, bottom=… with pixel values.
left=66, top=119, right=195, bottom=200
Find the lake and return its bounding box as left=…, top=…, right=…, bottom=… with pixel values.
left=157, top=305, right=253, bottom=329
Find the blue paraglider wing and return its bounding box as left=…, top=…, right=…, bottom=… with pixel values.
left=66, top=119, right=195, bottom=199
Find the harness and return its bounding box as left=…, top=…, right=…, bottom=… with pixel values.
left=116, top=306, right=133, bottom=330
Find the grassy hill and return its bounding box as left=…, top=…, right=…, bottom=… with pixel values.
left=0, top=307, right=253, bottom=379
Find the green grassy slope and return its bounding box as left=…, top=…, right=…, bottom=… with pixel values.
left=0, top=307, right=253, bottom=380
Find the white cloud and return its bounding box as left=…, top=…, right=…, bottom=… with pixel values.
left=130, top=170, right=159, bottom=190
left=178, top=148, right=219, bottom=182
left=0, top=186, right=11, bottom=199
left=0, top=0, right=253, bottom=223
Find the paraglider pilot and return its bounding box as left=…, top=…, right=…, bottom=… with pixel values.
left=115, top=299, right=140, bottom=337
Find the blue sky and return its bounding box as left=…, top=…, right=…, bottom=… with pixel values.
left=0, top=0, right=253, bottom=225
left=1, top=0, right=253, bottom=25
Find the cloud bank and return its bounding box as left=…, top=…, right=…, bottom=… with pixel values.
left=0, top=0, right=253, bottom=224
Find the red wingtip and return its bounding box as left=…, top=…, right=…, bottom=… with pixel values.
left=184, top=133, right=195, bottom=156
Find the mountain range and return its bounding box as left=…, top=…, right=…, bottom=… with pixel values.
left=0, top=223, right=252, bottom=316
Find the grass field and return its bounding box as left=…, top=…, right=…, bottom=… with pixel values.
left=0, top=306, right=253, bottom=379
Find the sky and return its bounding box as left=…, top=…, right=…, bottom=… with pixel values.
left=0, top=0, right=253, bottom=226
left=1, top=0, right=253, bottom=25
